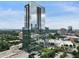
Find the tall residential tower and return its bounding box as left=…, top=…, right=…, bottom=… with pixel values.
left=22, top=2, right=45, bottom=51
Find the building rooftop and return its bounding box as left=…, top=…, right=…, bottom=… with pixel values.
left=26, top=1, right=45, bottom=8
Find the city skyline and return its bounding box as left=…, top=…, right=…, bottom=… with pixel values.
left=0, top=1, right=79, bottom=29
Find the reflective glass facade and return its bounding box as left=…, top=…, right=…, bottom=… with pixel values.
left=24, top=2, right=45, bottom=31
left=22, top=2, right=45, bottom=51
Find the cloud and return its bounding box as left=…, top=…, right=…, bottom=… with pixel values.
left=63, top=4, right=79, bottom=13
left=0, top=1, right=79, bottom=29
left=44, top=2, right=79, bottom=29
left=45, top=15, right=79, bottom=29
left=55, top=2, right=79, bottom=13
left=0, top=8, right=24, bottom=29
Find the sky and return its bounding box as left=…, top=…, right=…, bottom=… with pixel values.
left=0, top=1, right=79, bottom=29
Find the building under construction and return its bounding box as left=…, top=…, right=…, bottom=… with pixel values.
left=22, top=2, right=45, bottom=52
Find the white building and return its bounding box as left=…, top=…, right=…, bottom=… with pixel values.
left=48, top=39, right=73, bottom=47
left=19, top=32, right=23, bottom=41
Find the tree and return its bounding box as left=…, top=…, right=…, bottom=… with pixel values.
left=48, top=34, right=56, bottom=39
left=72, top=50, right=77, bottom=55
left=40, top=48, right=56, bottom=58
left=0, top=30, right=19, bottom=52
left=77, top=46, right=79, bottom=53
left=54, top=33, right=60, bottom=39
left=72, top=46, right=79, bottom=58
left=0, top=39, right=10, bottom=51
left=74, top=54, right=79, bottom=58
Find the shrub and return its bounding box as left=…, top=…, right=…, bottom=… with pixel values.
left=40, top=48, right=56, bottom=58
left=72, top=51, right=77, bottom=55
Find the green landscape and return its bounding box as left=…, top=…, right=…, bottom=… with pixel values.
left=0, top=30, right=20, bottom=52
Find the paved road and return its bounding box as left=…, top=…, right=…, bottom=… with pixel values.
left=6, top=50, right=29, bottom=58
left=0, top=43, right=29, bottom=58
left=0, top=50, right=29, bottom=58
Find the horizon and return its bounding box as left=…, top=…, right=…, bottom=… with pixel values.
left=0, top=1, right=79, bottom=29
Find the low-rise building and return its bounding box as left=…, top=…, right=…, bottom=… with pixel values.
left=48, top=39, right=73, bottom=47
left=19, top=32, right=23, bottom=41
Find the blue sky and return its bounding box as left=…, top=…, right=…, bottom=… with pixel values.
left=0, top=1, right=79, bottom=29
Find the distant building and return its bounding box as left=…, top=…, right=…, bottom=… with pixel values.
left=45, top=27, right=49, bottom=33
left=19, top=32, right=23, bottom=42
left=66, top=36, right=79, bottom=43
left=68, top=26, right=73, bottom=33
left=57, top=28, right=67, bottom=35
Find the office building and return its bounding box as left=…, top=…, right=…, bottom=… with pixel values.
left=68, top=26, right=73, bottom=33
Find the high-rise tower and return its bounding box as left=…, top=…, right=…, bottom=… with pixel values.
left=24, top=2, right=45, bottom=31
left=22, top=2, right=45, bottom=51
